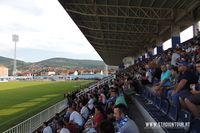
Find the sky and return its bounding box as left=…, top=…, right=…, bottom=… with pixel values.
left=0, top=0, right=102, bottom=62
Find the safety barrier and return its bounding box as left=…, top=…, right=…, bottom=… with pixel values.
left=76, top=74, right=114, bottom=97
left=3, top=98, right=68, bottom=133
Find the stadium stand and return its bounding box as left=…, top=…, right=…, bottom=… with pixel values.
left=54, top=1, right=200, bottom=132
left=34, top=35, right=200, bottom=133
left=2, top=0, right=200, bottom=133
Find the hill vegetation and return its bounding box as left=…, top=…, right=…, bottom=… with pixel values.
left=0, top=56, right=105, bottom=73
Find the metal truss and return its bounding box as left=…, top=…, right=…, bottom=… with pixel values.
left=96, top=48, right=137, bottom=55
left=77, top=20, right=159, bottom=26
left=85, top=34, right=146, bottom=43
left=85, top=32, right=155, bottom=42
left=96, top=47, right=141, bottom=56
left=75, top=19, right=172, bottom=27
left=78, top=22, right=158, bottom=33
left=66, top=3, right=175, bottom=20
left=95, top=47, right=136, bottom=53
left=90, top=41, right=147, bottom=48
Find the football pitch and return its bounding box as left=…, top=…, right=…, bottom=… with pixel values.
left=0, top=80, right=93, bottom=132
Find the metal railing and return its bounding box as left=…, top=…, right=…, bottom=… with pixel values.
left=3, top=75, right=114, bottom=133
left=76, top=75, right=114, bottom=97
left=3, top=99, right=68, bottom=133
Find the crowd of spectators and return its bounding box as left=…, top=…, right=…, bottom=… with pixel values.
left=40, top=36, right=200, bottom=133
left=40, top=72, right=140, bottom=133
left=127, top=37, right=200, bottom=118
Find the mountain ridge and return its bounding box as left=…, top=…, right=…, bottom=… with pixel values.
left=0, top=56, right=105, bottom=72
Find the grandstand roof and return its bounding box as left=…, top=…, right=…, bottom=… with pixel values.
left=59, top=0, right=200, bottom=65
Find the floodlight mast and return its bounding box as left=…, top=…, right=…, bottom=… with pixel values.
left=12, top=34, right=19, bottom=78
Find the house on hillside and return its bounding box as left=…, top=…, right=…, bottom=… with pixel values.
left=16, top=71, right=32, bottom=76
left=0, top=65, right=8, bottom=76
left=40, top=70, right=56, bottom=76
left=47, top=71, right=56, bottom=76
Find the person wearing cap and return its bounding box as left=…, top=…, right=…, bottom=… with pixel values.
left=170, top=60, right=198, bottom=105
left=180, top=60, right=200, bottom=117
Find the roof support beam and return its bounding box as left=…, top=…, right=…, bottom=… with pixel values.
left=96, top=48, right=137, bottom=54
left=77, top=22, right=158, bottom=33
left=90, top=41, right=148, bottom=48
left=86, top=31, right=157, bottom=39
left=66, top=4, right=175, bottom=20
left=79, top=25, right=158, bottom=36
left=85, top=34, right=146, bottom=43
left=79, top=25, right=157, bottom=34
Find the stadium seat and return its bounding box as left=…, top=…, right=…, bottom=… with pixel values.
left=177, top=109, right=191, bottom=132
left=168, top=103, right=179, bottom=121
left=149, top=92, right=155, bottom=102
left=190, top=118, right=200, bottom=133
left=143, top=88, right=148, bottom=98
left=160, top=99, right=169, bottom=115
left=154, top=96, right=161, bottom=109
left=177, top=109, right=191, bottom=122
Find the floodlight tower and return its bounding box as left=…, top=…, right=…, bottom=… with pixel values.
left=12, top=34, right=19, bottom=78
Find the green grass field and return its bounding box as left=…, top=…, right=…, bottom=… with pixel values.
left=0, top=80, right=93, bottom=132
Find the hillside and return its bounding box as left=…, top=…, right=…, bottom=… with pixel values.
left=0, top=56, right=105, bottom=72
left=0, top=56, right=30, bottom=70
left=35, top=58, right=105, bottom=69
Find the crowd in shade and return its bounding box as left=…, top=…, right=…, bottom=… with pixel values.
left=39, top=35, right=200, bottom=133
left=40, top=75, right=140, bottom=133
left=134, top=38, right=200, bottom=117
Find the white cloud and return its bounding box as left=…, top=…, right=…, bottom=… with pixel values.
left=0, top=0, right=102, bottom=61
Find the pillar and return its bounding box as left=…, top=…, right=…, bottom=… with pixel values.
left=156, top=38, right=163, bottom=54
left=171, top=25, right=180, bottom=48
left=142, top=55, right=145, bottom=61
left=148, top=48, right=154, bottom=58
left=193, top=22, right=200, bottom=37
left=148, top=51, right=152, bottom=58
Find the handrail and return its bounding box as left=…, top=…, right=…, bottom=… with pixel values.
left=3, top=99, right=68, bottom=133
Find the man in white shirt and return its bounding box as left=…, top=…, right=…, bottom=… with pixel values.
left=145, top=64, right=153, bottom=84
left=57, top=121, right=70, bottom=133
left=43, top=122, right=53, bottom=133
left=68, top=106, right=84, bottom=128
left=80, top=101, right=89, bottom=120
left=87, top=95, right=94, bottom=111
left=99, top=90, right=106, bottom=104
left=171, top=48, right=181, bottom=66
